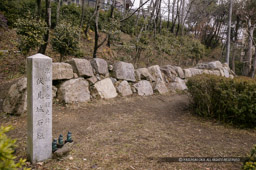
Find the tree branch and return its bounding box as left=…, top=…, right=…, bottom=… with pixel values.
left=120, top=0, right=150, bottom=22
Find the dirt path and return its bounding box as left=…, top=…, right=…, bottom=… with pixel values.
left=1, top=93, right=256, bottom=169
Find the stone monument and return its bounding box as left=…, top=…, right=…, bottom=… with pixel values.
left=27, top=54, right=52, bottom=163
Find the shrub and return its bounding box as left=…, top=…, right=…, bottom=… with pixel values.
left=51, top=22, right=80, bottom=61
left=15, top=15, right=47, bottom=55
left=187, top=75, right=256, bottom=128
left=59, top=4, right=81, bottom=27
left=0, top=126, right=26, bottom=169
left=243, top=145, right=256, bottom=170
left=0, top=13, right=8, bottom=29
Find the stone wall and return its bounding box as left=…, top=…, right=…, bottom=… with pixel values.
left=2, top=58, right=235, bottom=115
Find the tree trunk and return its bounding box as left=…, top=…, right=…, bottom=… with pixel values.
left=38, top=0, right=51, bottom=54
left=80, top=0, right=85, bottom=27
left=107, top=0, right=116, bottom=47
left=226, top=0, right=232, bottom=66
left=181, top=0, right=185, bottom=35
left=245, top=19, right=254, bottom=76
left=171, top=0, right=179, bottom=33
left=93, top=0, right=100, bottom=58
left=171, top=0, right=176, bottom=24
left=56, top=0, right=61, bottom=26
left=249, top=48, right=256, bottom=78
left=136, top=0, right=143, bottom=26
left=175, top=0, right=181, bottom=36
left=167, top=0, right=170, bottom=28
left=36, top=0, right=41, bottom=19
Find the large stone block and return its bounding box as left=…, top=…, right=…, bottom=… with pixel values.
left=168, top=77, right=187, bottom=91
left=197, top=61, right=222, bottom=70
left=67, top=58, right=94, bottom=77
left=94, top=78, right=118, bottom=99
left=174, top=66, right=185, bottom=79
left=58, top=78, right=90, bottom=104
left=113, top=61, right=136, bottom=82
left=3, top=77, right=27, bottom=115
left=184, top=69, right=192, bottom=78
left=188, top=68, right=203, bottom=76
left=135, top=68, right=154, bottom=81
left=208, top=61, right=222, bottom=69
left=90, top=58, right=109, bottom=75
left=116, top=80, right=133, bottom=97
left=27, top=54, right=52, bottom=163
left=52, top=63, right=73, bottom=80
left=160, top=65, right=177, bottom=82
left=148, top=65, right=164, bottom=82
left=133, top=80, right=153, bottom=96
left=153, top=80, right=169, bottom=94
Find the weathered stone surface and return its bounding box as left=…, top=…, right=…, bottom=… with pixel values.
left=110, top=77, right=117, bottom=84
left=58, top=78, right=90, bottom=104
left=116, top=80, right=133, bottom=97
left=184, top=69, right=192, bottom=78
left=223, top=68, right=230, bottom=78
left=3, top=77, right=27, bottom=115
left=174, top=66, right=185, bottom=79
left=196, top=63, right=209, bottom=69
left=148, top=65, right=164, bottom=82
left=67, top=58, right=94, bottom=77
left=109, top=65, right=113, bottom=71
left=135, top=68, right=154, bottom=81
left=219, top=69, right=225, bottom=77
left=113, top=61, right=136, bottom=82
left=87, top=76, right=98, bottom=84
left=52, top=63, right=73, bottom=80
left=212, top=70, right=221, bottom=76
left=169, top=77, right=187, bottom=91
left=133, top=80, right=153, bottom=96
left=202, top=70, right=210, bottom=74
left=90, top=58, right=109, bottom=75
left=52, top=86, right=57, bottom=98
left=208, top=61, right=222, bottom=69
left=197, top=61, right=222, bottom=70
left=153, top=81, right=169, bottom=94
left=27, top=54, right=52, bottom=163
left=160, top=65, right=177, bottom=82
left=73, top=73, right=78, bottom=78
left=189, top=68, right=203, bottom=76
left=94, top=78, right=118, bottom=99
left=53, top=142, right=73, bottom=158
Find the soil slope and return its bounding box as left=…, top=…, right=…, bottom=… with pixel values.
left=1, top=93, right=255, bottom=169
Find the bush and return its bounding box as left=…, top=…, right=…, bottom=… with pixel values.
left=0, top=126, right=26, bottom=169
left=0, top=13, right=8, bottom=29
left=51, top=22, right=80, bottom=61
left=0, top=0, right=36, bottom=27
left=15, top=15, right=47, bottom=55
left=243, top=145, right=256, bottom=170
left=187, top=75, right=256, bottom=128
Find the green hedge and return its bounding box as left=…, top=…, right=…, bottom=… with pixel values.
left=186, top=75, right=256, bottom=128
left=243, top=145, right=256, bottom=170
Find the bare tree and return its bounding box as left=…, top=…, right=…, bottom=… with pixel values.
left=181, top=0, right=185, bottom=35
left=36, top=0, right=41, bottom=19
left=167, top=0, right=171, bottom=28
left=226, top=0, right=232, bottom=65
left=93, top=0, right=108, bottom=58
left=56, top=0, right=62, bottom=26
left=80, top=0, right=85, bottom=27
left=38, top=0, right=51, bottom=54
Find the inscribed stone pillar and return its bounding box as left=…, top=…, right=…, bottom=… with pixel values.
left=27, top=53, right=52, bottom=163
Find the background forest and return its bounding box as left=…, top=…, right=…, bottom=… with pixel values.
left=0, top=0, right=256, bottom=80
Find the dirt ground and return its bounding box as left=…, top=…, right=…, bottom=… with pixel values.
left=1, top=92, right=256, bottom=170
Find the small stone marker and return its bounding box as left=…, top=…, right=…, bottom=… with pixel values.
left=27, top=53, right=52, bottom=163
